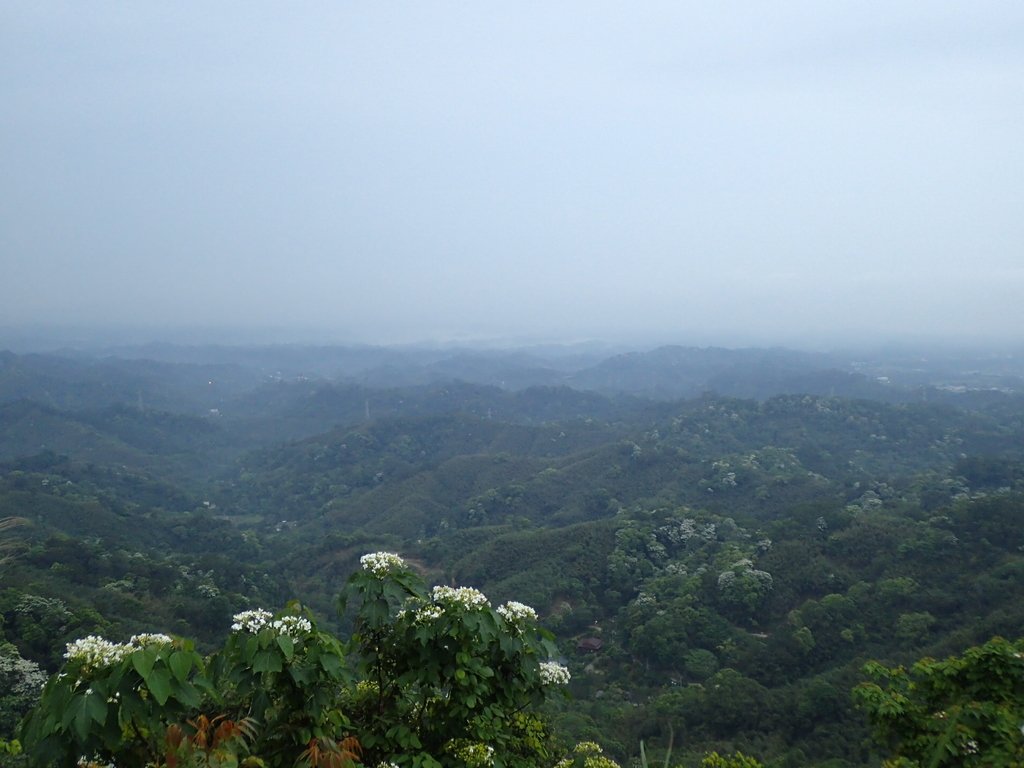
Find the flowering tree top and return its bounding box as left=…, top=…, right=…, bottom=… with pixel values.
left=359, top=551, right=406, bottom=576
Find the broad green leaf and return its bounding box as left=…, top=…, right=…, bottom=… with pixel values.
left=86, top=693, right=106, bottom=725
left=72, top=698, right=93, bottom=742
left=171, top=679, right=202, bottom=708
left=168, top=651, right=192, bottom=682
left=131, top=648, right=156, bottom=679
left=319, top=652, right=343, bottom=676
left=147, top=667, right=172, bottom=706
left=289, top=662, right=315, bottom=685
left=244, top=635, right=259, bottom=663
left=276, top=634, right=294, bottom=661
left=68, top=694, right=105, bottom=741
left=253, top=649, right=283, bottom=674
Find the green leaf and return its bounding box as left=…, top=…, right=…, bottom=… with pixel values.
left=86, top=693, right=106, bottom=725
left=253, top=650, right=283, bottom=674
left=68, top=693, right=106, bottom=741
left=319, top=652, right=343, bottom=676
left=132, top=648, right=157, bottom=679
left=289, top=662, right=315, bottom=685
left=244, top=635, right=259, bottom=663
left=72, top=698, right=93, bottom=742
left=147, top=667, right=172, bottom=706
left=168, top=651, right=192, bottom=682
left=171, top=679, right=202, bottom=708
left=276, top=634, right=294, bottom=661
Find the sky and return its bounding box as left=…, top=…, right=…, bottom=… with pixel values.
left=2, top=2, right=1023, bottom=348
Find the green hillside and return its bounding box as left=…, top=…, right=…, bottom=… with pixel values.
left=1, top=346, right=1023, bottom=766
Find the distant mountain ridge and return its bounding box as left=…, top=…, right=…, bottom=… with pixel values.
left=4, top=344, right=1022, bottom=410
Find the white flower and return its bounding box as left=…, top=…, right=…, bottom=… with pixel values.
left=413, top=604, right=445, bottom=624
left=539, top=661, right=571, bottom=685
left=128, top=633, right=173, bottom=648
left=431, top=585, right=490, bottom=610
left=360, top=552, right=406, bottom=576
left=270, top=615, right=313, bottom=638
left=64, top=636, right=131, bottom=670
left=497, top=601, right=537, bottom=624
left=231, top=608, right=273, bottom=633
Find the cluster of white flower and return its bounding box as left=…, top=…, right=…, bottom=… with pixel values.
left=360, top=551, right=406, bottom=576
left=497, top=601, right=537, bottom=624
left=431, top=585, right=490, bottom=610
left=128, top=633, right=173, bottom=648
left=231, top=608, right=273, bottom=633
left=64, top=636, right=131, bottom=670
left=64, top=630, right=174, bottom=671
left=376, top=763, right=399, bottom=768
left=450, top=742, right=495, bottom=767
left=538, top=661, right=571, bottom=685
left=270, top=615, right=312, bottom=638
left=231, top=609, right=312, bottom=638
left=413, top=604, right=445, bottom=624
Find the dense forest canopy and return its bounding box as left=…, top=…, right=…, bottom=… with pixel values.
left=1, top=343, right=1023, bottom=766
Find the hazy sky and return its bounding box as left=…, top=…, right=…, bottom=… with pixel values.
left=2, top=2, right=1022, bottom=346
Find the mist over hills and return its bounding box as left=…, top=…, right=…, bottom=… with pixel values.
left=4, top=341, right=1021, bottom=407
left=2, top=341, right=1022, bottom=482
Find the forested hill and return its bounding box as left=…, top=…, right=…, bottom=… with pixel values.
left=1, top=343, right=1023, bottom=766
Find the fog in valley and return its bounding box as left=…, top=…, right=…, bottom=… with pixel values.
left=3, top=3, right=1023, bottom=350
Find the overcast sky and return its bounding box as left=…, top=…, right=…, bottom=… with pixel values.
left=2, top=2, right=1022, bottom=347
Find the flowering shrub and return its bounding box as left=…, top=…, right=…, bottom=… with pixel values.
left=21, top=601, right=354, bottom=768
left=21, top=553, right=574, bottom=768
left=23, top=631, right=207, bottom=766
left=359, top=551, right=406, bottom=577
left=340, top=552, right=567, bottom=768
